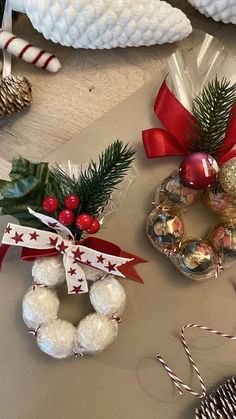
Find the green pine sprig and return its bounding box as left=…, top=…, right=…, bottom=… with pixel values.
left=0, top=141, right=135, bottom=236
left=50, top=140, right=135, bottom=218
left=191, top=77, right=236, bottom=156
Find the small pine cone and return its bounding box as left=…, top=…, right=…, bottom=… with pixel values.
left=0, top=75, right=32, bottom=117
left=195, top=376, right=236, bottom=418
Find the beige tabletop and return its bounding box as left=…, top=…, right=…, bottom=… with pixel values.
left=1, top=6, right=236, bottom=419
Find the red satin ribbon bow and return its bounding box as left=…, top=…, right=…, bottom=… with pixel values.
left=0, top=236, right=146, bottom=284
left=142, top=80, right=236, bottom=165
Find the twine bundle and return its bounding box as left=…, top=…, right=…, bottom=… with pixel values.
left=196, top=376, right=236, bottom=418
left=155, top=324, right=236, bottom=418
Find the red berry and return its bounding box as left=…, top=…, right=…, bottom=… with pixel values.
left=58, top=209, right=75, bottom=226
left=76, top=213, right=93, bottom=231
left=42, top=196, right=58, bottom=213
left=86, top=219, right=100, bottom=234
left=64, top=195, right=80, bottom=210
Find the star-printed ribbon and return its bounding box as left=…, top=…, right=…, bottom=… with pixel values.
left=142, top=80, right=236, bottom=165
left=1, top=208, right=146, bottom=294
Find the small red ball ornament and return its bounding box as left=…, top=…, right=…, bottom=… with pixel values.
left=179, top=152, right=219, bottom=190
left=42, top=196, right=59, bottom=213
left=58, top=209, right=75, bottom=226
left=76, top=213, right=93, bottom=231
left=86, top=219, right=101, bottom=234
left=64, top=195, right=80, bottom=210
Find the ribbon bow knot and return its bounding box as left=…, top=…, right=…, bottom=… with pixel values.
left=142, top=80, right=236, bottom=164
left=1, top=208, right=145, bottom=294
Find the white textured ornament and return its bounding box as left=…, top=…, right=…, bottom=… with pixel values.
left=22, top=287, right=59, bottom=329
left=90, top=276, right=126, bottom=317
left=37, top=319, right=76, bottom=359
left=188, top=0, right=236, bottom=24
left=32, top=256, right=65, bottom=288
left=77, top=263, right=104, bottom=282
left=9, top=0, right=192, bottom=48
left=74, top=313, right=118, bottom=354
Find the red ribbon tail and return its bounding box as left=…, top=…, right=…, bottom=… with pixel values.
left=218, top=149, right=236, bottom=165
left=0, top=244, right=11, bottom=270
left=118, top=251, right=147, bottom=284
left=142, top=128, right=185, bottom=158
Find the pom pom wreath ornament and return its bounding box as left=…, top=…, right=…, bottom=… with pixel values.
left=89, top=276, right=126, bottom=317
left=32, top=256, right=65, bottom=288
left=37, top=319, right=76, bottom=359
left=179, top=153, right=219, bottom=190
left=0, top=142, right=146, bottom=360
left=9, top=0, right=192, bottom=49
left=219, top=158, right=236, bottom=197
left=22, top=287, right=59, bottom=329
left=22, top=260, right=127, bottom=359
left=22, top=251, right=128, bottom=359
left=74, top=313, right=118, bottom=355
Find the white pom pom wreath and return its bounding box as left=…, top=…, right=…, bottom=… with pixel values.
left=37, top=319, right=76, bottom=359
left=90, top=276, right=126, bottom=317
left=74, top=313, right=118, bottom=355
left=22, top=287, right=59, bottom=329
left=23, top=257, right=126, bottom=359
left=32, top=256, right=65, bottom=288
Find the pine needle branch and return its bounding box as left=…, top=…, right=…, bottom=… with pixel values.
left=191, top=77, right=236, bottom=156
left=50, top=140, right=135, bottom=217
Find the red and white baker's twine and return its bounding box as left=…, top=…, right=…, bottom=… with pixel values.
left=155, top=324, right=236, bottom=398
left=0, top=29, right=61, bottom=73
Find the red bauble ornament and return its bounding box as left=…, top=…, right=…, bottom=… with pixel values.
left=58, top=209, right=75, bottom=226
left=76, top=213, right=93, bottom=231
left=64, top=195, right=80, bottom=210
left=42, top=196, right=59, bottom=213
left=86, top=219, right=101, bottom=234
left=179, top=152, right=219, bottom=190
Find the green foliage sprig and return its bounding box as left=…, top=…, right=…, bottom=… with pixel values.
left=50, top=140, right=135, bottom=217
left=191, top=77, right=236, bottom=156
left=0, top=141, right=135, bottom=234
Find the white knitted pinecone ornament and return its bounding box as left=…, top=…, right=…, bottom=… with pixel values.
left=9, top=0, right=192, bottom=48
left=188, top=0, right=236, bottom=24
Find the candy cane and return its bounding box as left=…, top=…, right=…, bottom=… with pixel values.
left=0, top=29, right=61, bottom=73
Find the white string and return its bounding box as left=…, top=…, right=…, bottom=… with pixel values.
left=2, top=0, right=12, bottom=77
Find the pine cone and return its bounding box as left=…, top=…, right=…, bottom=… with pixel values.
left=9, top=0, right=192, bottom=48
left=0, top=75, right=32, bottom=117
left=196, top=376, right=236, bottom=418
left=188, top=0, right=236, bottom=24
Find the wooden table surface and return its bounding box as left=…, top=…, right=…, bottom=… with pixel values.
left=0, top=1, right=225, bottom=175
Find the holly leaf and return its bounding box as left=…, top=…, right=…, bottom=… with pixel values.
left=0, top=158, right=53, bottom=228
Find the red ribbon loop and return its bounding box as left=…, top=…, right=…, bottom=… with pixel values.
left=142, top=80, right=236, bottom=163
